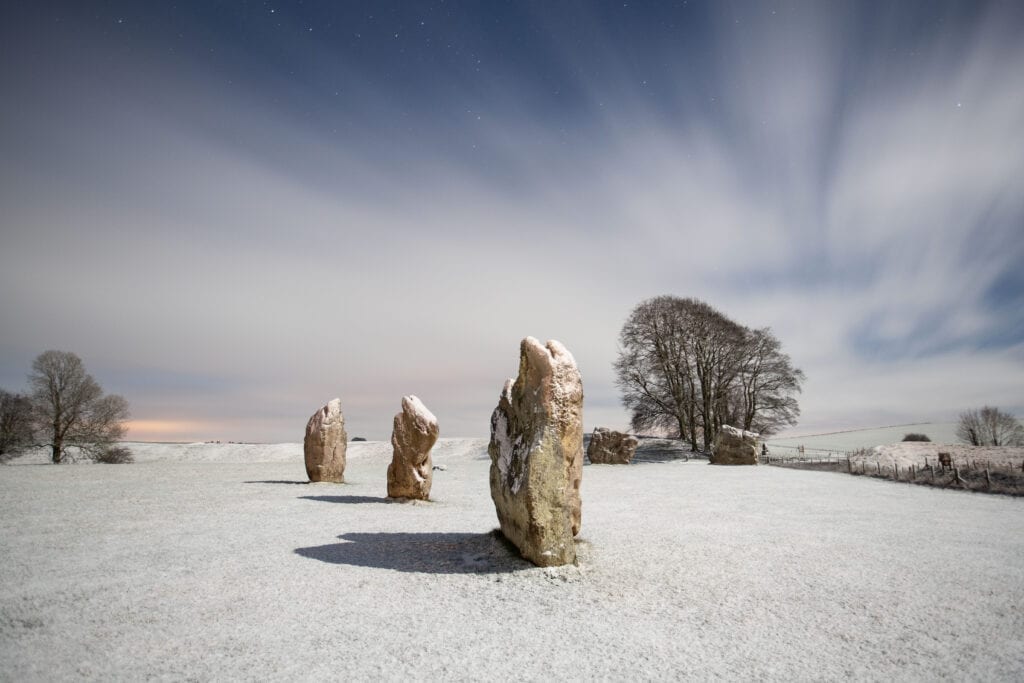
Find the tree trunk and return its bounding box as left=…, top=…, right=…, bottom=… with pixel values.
left=52, top=408, right=63, bottom=463
left=688, top=412, right=698, bottom=451
left=701, top=390, right=713, bottom=451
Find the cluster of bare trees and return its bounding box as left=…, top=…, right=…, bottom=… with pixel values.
left=0, top=390, right=33, bottom=458
left=614, top=296, right=804, bottom=452
left=0, top=351, right=130, bottom=463
left=956, top=406, right=1024, bottom=447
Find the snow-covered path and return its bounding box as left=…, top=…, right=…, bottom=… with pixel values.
left=2, top=441, right=1022, bottom=680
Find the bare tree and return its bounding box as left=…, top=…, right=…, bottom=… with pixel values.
left=727, top=328, right=804, bottom=436
left=688, top=300, right=747, bottom=450
left=614, top=296, right=698, bottom=447
left=956, top=406, right=1024, bottom=447
left=614, top=296, right=804, bottom=452
left=28, top=350, right=130, bottom=463
left=0, top=389, right=34, bottom=459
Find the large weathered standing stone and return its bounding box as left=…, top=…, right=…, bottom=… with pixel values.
left=587, top=428, right=639, bottom=464
left=488, top=337, right=583, bottom=567
left=710, top=425, right=759, bottom=465
left=387, top=395, right=439, bottom=500
left=304, top=398, right=348, bottom=482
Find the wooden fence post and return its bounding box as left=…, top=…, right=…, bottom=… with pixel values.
left=985, top=468, right=991, bottom=490
left=953, top=467, right=961, bottom=485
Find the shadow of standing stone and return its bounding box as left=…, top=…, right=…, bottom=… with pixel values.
left=294, top=531, right=533, bottom=574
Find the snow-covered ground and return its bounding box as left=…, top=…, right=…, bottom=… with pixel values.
left=854, top=442, right=1024, bottom=471
left=7, top=440, right=305, bottom=465
left=2, top=440, right=1022, bottom=680
left=766, top=422, right=961, bottom=454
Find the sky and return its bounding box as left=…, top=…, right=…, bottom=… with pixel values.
left=1, top=1, right=1022, bottom=442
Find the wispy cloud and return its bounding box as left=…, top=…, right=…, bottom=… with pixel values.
left=1, top=2, right=1021, bottom=440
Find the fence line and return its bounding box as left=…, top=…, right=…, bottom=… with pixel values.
left=761, top=449, right=1024, bottom=493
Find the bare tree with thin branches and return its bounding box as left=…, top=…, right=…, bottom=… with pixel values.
left=614, top=296, right=804, bottom=451
left=956, top=406, right=1024, bottom=447
left=28, top=350, right=130, bottom=463
left=727, top=327, right=805, bottom=436
left=0, top=389, right=34, bottom=460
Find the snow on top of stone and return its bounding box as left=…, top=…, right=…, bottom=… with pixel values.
left=721, top=424, right=759, bottom=440
left=544, top=338, right=577, bottom=369
left=520, top=337, right=579, bottom=375
left=401, top=394, right=437, bottom=427
left=521, top=336, right=552, bottom=376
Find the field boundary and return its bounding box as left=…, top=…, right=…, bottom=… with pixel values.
left=763, top=450, right=1024, bottom=496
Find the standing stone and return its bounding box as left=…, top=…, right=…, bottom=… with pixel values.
left=304, top=398, right=347, bottom=482
left=710, top=425, right=759, bottom=465
left=488, top=337, right=583, bottom=567
left=587, top=428, right=639, bottom=464
left=387, top=395, right=439, bottom=500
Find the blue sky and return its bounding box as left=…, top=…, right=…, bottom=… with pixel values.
left=1, top=1, right=1022, bottom=441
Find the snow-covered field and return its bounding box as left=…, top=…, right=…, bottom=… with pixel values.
left=855, top=442, right=1024, bottom=471
left=766, top=422, right=961, bottom=454
left=2, top=440, right=1023, bottom=680
left=760, top=422, right=1024, bottom=470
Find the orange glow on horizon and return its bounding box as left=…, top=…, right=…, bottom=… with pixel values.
left=125, top=419, right=215, bottom=442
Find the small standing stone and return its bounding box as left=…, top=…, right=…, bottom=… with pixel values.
left=304, top=398, right=348, bottom=482
left=489, top=337, right=584, bottom=567
left=710, top=425, right=759, bottom=465
left=587, top=428, right=639, bottom=464
left=387, top=395, right=439, bottom=500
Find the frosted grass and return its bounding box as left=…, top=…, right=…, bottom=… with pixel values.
left=2, top=440, right=1022, bottom=680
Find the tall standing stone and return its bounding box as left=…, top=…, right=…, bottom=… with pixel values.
left=488, top=337, right=583, bottom=567
left=304, top=398, right=347, bottom=482
left=387, top=395, right=439, bottom=500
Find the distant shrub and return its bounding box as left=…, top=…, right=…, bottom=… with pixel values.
left=902, top=433, right=931, bottom=442
left=94, top=446, right=134, bottom=464
left=351, top=437, right=367, bottom=442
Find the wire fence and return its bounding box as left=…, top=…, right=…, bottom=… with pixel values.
left=762, top=448, right=1024, bottom=495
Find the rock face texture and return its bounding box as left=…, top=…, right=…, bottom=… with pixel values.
left=304, top=399, right=348, bottom=482
left=587, top=428, right=639, bottom=464
left=488, top=337, right=584, bottom=567
left=387, top=395, right=439, bottom=500
left=711, top=425, right=760, bottom=465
